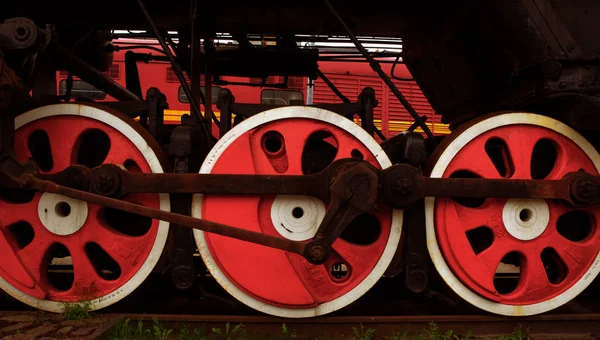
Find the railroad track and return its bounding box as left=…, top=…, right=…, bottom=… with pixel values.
left=97, top=313, right=600, bottom=339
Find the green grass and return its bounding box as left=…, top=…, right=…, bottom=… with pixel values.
left=351, top=323, right=376, bottom=340
left=60, top=301, right=93, bottom=320
left=391, top=322, right=472, bottom=340
left=495, top=325, right=530, bottom=340
left=110, top=318, right=175, bottom=340
left=107, top=318, right=532, bottom=340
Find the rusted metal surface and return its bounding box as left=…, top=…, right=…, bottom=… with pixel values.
left=5, top=157, right=600, bottom=261
left=381, top=164, right=584, bottom=207
left=23, top=175, right=309, bottom=259
left=40, top=162, right=336, bottom=201
left=3, top=150, right=600, bottom=268
left=0, top=17, right=38, bottom=50
left=37, top=160, right=599, bottom=207
left=314, top=161, right=379, bottom=245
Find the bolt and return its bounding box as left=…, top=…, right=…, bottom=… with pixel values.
left=92, top=167, right=121, bottom=197
left=95, top=172, right=114, bottom=192
left=577, top=180, right=596, bottom=199
left=408, top=271, right=428, bottom=293
left=571, top=177, right=598, bottom=204
left=395, top=178, right=412, bottom=195
left=20, top=175, right=33, bottom=188
left=304, top=240, right=330, bottom=265
left=568, top=45, right=576, bottom=53
left=349, top=174, right=369, bottom=193
left=309, top=245, right=324, bottom=259
left=541, top=61, right=562, bottom=78
left=407, top=149, right=424, bottom=165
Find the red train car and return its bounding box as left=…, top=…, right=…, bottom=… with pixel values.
left=56, top=39, right=449, bottom=138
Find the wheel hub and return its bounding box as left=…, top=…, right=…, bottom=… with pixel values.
left=502, top=199, right=549, bottom=241
left=271, top=195, right=326, bottom=241
left=37, top=193, right=88, bottom=236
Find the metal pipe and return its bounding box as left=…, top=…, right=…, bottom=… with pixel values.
left=322, top=0, right=435, bottom=144
left=317, top=69, right=386, bottom=140
left=134, top=0, right=204, bottom=124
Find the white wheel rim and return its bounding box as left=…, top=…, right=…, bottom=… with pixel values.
left=425, top=112, right=600, bottom=316
left=192, top=106, right=403, bottom=318
left=3, top=103, right=170, bottom=312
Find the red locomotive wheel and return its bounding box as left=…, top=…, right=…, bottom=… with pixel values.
left=426, top=113, right=600, bottom=316
left=192, top=106, right=402, bottom=318
left=0, top=104, right=170, bottom=312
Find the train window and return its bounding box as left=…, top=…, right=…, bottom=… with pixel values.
left=178, top=85, right=222, bottom=104
left=59, top=80, right=106, bottom=100
left=261, top=90, right=304, bottom=105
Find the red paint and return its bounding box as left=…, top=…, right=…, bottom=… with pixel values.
left=202, top=118, right=393, bottom=308
left=0, top=115, right=161, bottom=302
left=435, top=125, right=600, bottom=304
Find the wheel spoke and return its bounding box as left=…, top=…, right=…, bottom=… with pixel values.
left=249, top=119, right=323, bottom=174
left=445, top=198, right=505, bottom=232
left=495, top=127, right=539, bottom=179
left=515, top=250, right=552, bottom=298
left=92, top=225, right=147, bottom=275
left=0, top=231, right=40, bottom=294
left=546, top=137, right=598, bottom=179
left=477, top=242, right=515, bottom=293
left=0, top=199, right=38, bottom=229
left=444, top=137, right=501, bottom=178
left=69, top=243, right=104, bottom=290
left=18, top=240, right=52, bottom=292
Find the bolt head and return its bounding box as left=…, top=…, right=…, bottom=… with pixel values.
left=303, top=240, right=330, bottom=265
left=20, top=175, right=33, bottom=188
left=395, top=178, right=412, bottom=195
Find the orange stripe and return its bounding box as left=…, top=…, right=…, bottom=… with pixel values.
left=162, top=109, right=452, bottom=135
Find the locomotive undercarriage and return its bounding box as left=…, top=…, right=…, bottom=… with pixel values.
left=1, top=0, right=600, bottom=318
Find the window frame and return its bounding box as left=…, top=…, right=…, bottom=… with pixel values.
left=58, top=79, right=107, bottom=100
left=177, top=85, right=223, bottom=104
left=260, top=89, right=305, bottom=106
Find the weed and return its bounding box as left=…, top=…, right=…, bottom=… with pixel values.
left=496, top=325, right=530, bottom=340
left=276, top=323, right=298, bottom=339
left=352, top=323, right=376, bottom=340
left=60, top=301, right=93, bottom=320
left=212, top=322, right=246, bottom=340
left=110, top=318, right=151, bottom=339
left=151, top=317, right=173, bottom=340
left=393, top=322, right=472, bottom=340
left=178, top=324, right=208, bottom=340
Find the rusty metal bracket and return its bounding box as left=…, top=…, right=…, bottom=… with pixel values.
left=33, top=160, right=600, bottom=209
left=520, top=0, right=582, bottom=60
left=314, top=161, right=379, bottom=245
left=0, top=17, right=38, bottom=50
left=381, top=164, right=596, bottom=208
left=21, top=174, right=312, bottom=258
left=4, top=157, right=600, bottom=267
